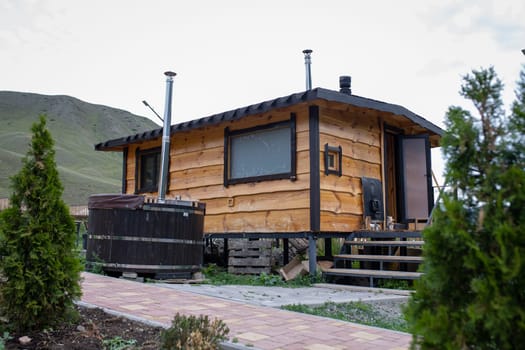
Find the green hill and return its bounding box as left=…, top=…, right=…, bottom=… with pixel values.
left=0, top=91, right=158, bottom=205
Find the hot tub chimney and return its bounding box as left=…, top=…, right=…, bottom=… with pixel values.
left=302, top=49, right=313, bottom=90
left=158, top=71, right=176, bottom=203
left=339, top=75, right=352, bottom=94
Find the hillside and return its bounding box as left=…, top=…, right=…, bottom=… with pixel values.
left=0, top=91, right=158, bottom=205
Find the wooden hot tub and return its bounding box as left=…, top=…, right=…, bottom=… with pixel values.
left=86, top=194, right=205, bottom=279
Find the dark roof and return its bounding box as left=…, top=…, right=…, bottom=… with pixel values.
left=95, top=87, right=444, bottom=151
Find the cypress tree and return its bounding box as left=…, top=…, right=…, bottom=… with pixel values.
left=0, top=115, right=82, bottom=331
left=405, top=66, right=525, bottom=349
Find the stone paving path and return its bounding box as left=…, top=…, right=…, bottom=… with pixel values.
left=81, top=272, right=411, bottom=350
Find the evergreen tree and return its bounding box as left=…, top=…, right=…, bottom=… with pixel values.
left=405, top=66, right=525, bottom=349
left=0, top=115, right=82, bottom=331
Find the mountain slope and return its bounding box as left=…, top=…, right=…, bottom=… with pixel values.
left=0, top=91, right=158, bottom=205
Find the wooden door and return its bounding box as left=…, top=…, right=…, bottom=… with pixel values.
left=398, top=135, right=433, bottom=222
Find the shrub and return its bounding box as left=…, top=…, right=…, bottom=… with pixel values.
left=405, top=67, right=525, bottom=349
left=0, top=115, right=82, bottom=331
left=161, top=313, right=229, bottom=350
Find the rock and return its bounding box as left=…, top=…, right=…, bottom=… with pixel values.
left=19, top=336, right=32, bottom=345
left=76, top=325, right=86, bottom=332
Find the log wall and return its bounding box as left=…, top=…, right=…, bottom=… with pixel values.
left=318, top=104, right=383, bottom=232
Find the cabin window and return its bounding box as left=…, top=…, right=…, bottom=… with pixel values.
left=324, top=144, right=342, bottom=176
left=135, top=147, right=161, bottom=193
left=224, top=115, right=296, bottom=186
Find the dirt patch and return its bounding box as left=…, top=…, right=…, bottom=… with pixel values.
left=5, top=305, right=162, bottom=349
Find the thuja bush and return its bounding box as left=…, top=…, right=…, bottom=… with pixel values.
left=405, top=66, right=525, bottom=349
left=0, top=115, right=82, bottom=331
left=161, top=313, right=229, bottom=350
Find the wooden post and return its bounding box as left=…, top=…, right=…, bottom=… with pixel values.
left=379, top=117, right=387, bottom=229
left=283, top=238, right=290, bottom=265
left=223, top=238, right=228, bottom=267
left=308, top=234, right=317, bottom=276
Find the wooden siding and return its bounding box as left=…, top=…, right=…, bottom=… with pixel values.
left=121, top=101, right=402, bottom=234
left=126, top=139, right=160, bottom=196
left=124, top=105, right=312, bottom=234
left=319, top=104, right=383, bottom=232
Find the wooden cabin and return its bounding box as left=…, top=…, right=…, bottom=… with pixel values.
left=95, top=84, right=443, bottom=275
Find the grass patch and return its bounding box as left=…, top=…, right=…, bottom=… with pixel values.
left=103, top=336, right=137, bottom=350
left=282, top=301, right=408, bottom=332
left=377, top=279, right=413, bottom=290
left=201, top=264, right=323, bottom=288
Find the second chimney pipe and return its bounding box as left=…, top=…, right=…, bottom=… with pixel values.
left=158, top=71, right=176, bottom=203
left=303, top=49, right=313, bottom=90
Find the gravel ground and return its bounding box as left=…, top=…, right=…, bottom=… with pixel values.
left=282, top=296, right=410, bottom=332
left=362, top=297, right=408, bottom=321
left=159, top=283, right=410, bottom=307
left=360, top=297, right=409, bottom=330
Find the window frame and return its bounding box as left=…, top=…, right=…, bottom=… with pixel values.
left=135, top=147, right=161, bottom=193
left=324, top=143, right=342, bottom=176
left=223, top=114, right=297, bottom=187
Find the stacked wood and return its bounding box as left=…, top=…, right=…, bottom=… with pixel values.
left=228, top=239, right=272, bottom=274
left=289, top=238, right=309, bottom=256
left=279, top=256, right=308, bottom=281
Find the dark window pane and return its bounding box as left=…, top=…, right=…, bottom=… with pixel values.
left=328, top=153, right=335, bottom=168
left=230, top=126, right=291, bottom=180
left=401, top=138, right=429, bottom=219
left=140, top=152, right=159, bottom=190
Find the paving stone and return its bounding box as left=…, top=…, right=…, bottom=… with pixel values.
left=80, top=272, right=411, bottom=350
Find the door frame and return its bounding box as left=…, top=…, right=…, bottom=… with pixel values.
left=383, top=124, right=434, bottom=224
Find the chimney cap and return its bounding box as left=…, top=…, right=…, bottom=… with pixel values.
left=339, top=75, right=352, bottom=95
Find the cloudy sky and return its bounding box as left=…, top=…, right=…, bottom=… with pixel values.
left=1, top=0, right=524, bottom=180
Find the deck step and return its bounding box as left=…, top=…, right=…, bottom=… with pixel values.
left=324, top=268, right=422, bottom=279
left=324, top=268, right=422, bottom=287
left=352, top=230, right=423, bottom=239
left=344, top=240, right=424, bottom=247
left=333, top=254, right=423, bottom=263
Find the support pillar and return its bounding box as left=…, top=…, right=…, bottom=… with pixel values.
left=324, top=237, right=333, bottom=259
left=308, top=234, right=317, bottom=276
left=283, top=238, right=290, bottom=265
left=223, top=238, right=228, bottom=267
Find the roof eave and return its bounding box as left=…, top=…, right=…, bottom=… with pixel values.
left=95, top=88, right=444, bottom=151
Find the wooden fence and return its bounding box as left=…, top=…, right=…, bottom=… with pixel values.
left=0, top=198, right=88, bottom=218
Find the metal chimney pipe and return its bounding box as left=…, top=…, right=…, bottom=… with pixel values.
left=303, top=49, right=313, bottom=90
left=158, top=71, right=176, bottom=203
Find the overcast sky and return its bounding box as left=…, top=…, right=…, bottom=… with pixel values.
left=1, top=0, right=524, bottom=181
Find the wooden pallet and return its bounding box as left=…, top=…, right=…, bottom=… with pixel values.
left=228, top=239, right=272, bottom=274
